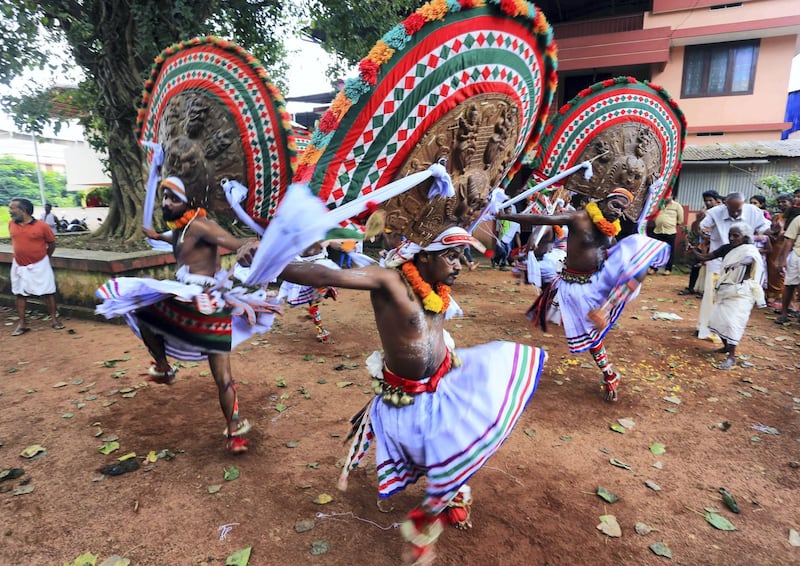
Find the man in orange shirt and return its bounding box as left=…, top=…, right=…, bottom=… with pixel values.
left=8, top=198, right=65, bottom=335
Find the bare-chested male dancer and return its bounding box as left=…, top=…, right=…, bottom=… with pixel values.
left=97, top=177, right=279, bottom=454
left=500, top=188, right=668, bottom=401
left=281, top=226, right=547, bottom=565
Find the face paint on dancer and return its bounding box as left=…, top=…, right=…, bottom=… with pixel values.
left=599, top=195, right=630, bottom=222
left=429, top=246, right=464, bottom=286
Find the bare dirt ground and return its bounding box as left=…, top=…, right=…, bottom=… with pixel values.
left=1, top=266, right=799, bottom=565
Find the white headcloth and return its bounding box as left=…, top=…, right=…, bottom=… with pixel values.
left=383, top=226, right=478, bottom=268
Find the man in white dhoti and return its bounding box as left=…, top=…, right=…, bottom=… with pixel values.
left=691, top=222, right=766, bottom=369
left=8, top=198, right=64, bottom=335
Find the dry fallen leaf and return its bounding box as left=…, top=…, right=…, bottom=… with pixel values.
left=20, top=444, right=46, bottom=459
left=596, top=514, right=621, bottom=537
left=313, top=493, right=333, bottom=505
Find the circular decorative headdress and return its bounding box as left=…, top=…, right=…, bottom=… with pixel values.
left=527, top=76, right=687, bottom=221
left=294, top=0, right=558, bottom=245
left=137, top=36, right=297, bottom=226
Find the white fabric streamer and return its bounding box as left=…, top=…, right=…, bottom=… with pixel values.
left=141, top=141, right=172, bottom=251
left=469, top=161, right=592, bottom=234
left=221, top=178, right=266, bottom=236
left=244, top=163, right=458, bottom=287
left=348, top=252, right=378, bottom=267
left=637, top=178, right=663, bottom=235
left=426, top=161, right=456, bottom=199
left=244, top=183, right=335, bottom=287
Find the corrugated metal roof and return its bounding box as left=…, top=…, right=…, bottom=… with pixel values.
left=682, top=140, right=800, bottom=161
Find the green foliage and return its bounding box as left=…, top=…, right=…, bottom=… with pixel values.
left=0, top=2, right=55, bottom=84
left=1, top=0, right=295, bottom=151
left=0, top=205, right=9, bottom=238
left=755, top=173, right=800, bottom=210
left=0, top=156, right=75, bottom=207
left=86, top=185, right=112, bottom=205
left=756, top=173, right=800, bottom=195
left=0, top=0, right=299, bottom=239
left=1, top=0, right=425, bottom=240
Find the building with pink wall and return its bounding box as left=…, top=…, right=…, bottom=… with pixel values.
left=540, top=0, right=800, bottom=145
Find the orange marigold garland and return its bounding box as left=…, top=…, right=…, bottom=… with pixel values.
left=167, top=208, right=207, bottom=230
left=401, top=262, right=451, bottom=314
left=585, top=202, right=620, bottom=237
left=553, top=225, right=564, bottom=239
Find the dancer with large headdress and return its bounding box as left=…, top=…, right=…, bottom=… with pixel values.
left=500, top=77, right=687, bottom=402
left=265, top=1, right=557, bottom=563
left=95, top=37, right=297, bottom=454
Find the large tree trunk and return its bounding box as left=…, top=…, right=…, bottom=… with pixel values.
left=87, top=1, right=147, bottom=241
left=93, top=130, right=145, bottom=242
left=51, top=0, right=226, bottom=242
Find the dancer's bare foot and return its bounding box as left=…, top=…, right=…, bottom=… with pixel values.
left=401, top=544, right=436, bottom=566
left=226, top=436, right=249, bottom=454
left=710, top=347, right=727, bottom=354
left=445, top=485, right=473, bottom=529
left=147, top=362, right=177, bottom=385
left=400, top=511, right=443, bottom=566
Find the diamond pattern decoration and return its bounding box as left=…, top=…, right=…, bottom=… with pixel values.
left=316, top=26, right=549, bottom=208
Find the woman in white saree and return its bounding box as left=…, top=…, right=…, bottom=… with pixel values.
left=692, top=221, right=766, bottom=369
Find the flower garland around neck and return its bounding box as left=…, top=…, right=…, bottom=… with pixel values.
left=167, top=207, right=207, bottom=230
left=553, top=225, right=564, bottom=239
left=585, top=201, right=621, bottom=237
left=401, top=261, right=451, bottom=314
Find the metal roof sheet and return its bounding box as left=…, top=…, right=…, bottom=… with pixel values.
left=682, top=140, right=800, bottom=161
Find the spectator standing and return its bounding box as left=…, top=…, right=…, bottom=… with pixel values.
left=679, top=191, right=722, bottom=296
left=784, top=188, right=800, bottom=230
left=749, top=194, right=771, bottom=220
left=766, top=193, right=793, bottom=308
left=691, top=222, right=766, bottom=368
left=492, top=208, right=521, bottom=270
left=696, top=193, right=770, bottom=339
left=775, top=212, right=800, bottom=324
left=41, top=203, right=59, bottom=232
left=7, top=198, right=65, bottom=335
left=649, top=195, right=684, bottom=275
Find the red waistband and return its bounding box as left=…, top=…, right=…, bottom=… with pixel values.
left=562, top=267, right=599, bottom=276
left=382, top=351, right=453, bottom=395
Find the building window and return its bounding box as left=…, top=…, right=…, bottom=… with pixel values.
left=681, top=40, right=759, bottom=98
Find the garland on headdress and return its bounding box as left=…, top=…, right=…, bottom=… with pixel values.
left=585, top=202, right=620, bottom=237
left=166, top=207, right=207, bottom=230
left=401, top=262, right=451, bottom=314
left=293, top=0, right=559, bottom=185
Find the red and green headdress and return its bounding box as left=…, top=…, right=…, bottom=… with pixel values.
left=137, top=36, right=297, bottom=227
